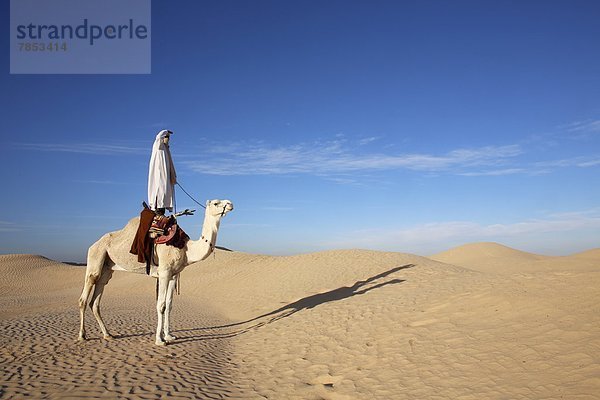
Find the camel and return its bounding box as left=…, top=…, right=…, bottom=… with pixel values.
left=77, top=199, right=234, bottom=346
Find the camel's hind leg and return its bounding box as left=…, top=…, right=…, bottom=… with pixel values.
left=78, top=238, right=108, bottom=341
left=89, top=264, right=114, bottom=340
left=78, top=273, right=95, bottom=341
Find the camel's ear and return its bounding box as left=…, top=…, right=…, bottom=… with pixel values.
left=205, top=200, right=210, bottom=207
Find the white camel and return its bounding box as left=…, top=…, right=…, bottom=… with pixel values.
left=78, top=199, right=233, bottom=346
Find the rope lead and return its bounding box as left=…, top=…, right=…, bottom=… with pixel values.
left=176, top=182, right=206, bottom=209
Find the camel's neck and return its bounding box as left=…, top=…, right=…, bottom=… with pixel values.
left=186, top=212, right=221, bottom=263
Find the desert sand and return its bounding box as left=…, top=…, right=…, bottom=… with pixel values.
left=1, top=242, right=599, bottom=399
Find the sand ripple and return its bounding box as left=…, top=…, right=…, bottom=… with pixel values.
left=0, top=299, right=244, bottom=399
left=1, top=248, right=599, bottom=399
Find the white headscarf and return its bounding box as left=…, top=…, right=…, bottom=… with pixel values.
left=148, top=130, right=177, bottom=211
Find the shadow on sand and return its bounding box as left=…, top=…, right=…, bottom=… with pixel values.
left=172, top=263, right=416, bottom=343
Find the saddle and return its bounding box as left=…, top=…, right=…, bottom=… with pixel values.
left=150, top=215, right=172, bottom=241
left=151, top=215, right=183, bottom=245
left=130, top=205, right=190, bottom=274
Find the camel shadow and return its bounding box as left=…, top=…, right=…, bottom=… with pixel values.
left=173, top=263, right=415, bottom=343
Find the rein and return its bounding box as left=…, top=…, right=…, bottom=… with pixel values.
left=176, top=182, right=228, bottom=217
left=176, top=182, right=206, bottom=209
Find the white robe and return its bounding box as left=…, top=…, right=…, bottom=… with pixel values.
left=148, top=130, right=177, bottom=211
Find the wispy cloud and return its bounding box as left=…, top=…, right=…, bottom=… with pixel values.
left=564, top=119, right=600, bottom=136
left=183, top=139, right=524, bottom=177
left=535, top=156, right=600, bottom=169
left=0, top=221, right=22, bottom=232
left=579, top=159, right=600, bottom=167
left=459, top=168, right=526, bottom=177
left=357, top=136, right=381, bottom=145
left=14, top=142, right=147, bottom=156
left=182, top=127, right=600, bottom=180
left=326, top=209, right=600, bottom=255
left=72, top=179, right=135, bottom=185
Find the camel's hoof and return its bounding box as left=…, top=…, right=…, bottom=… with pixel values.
left=155, top=340, right=167, bottom=346
left=103, top=334, right=114, bottom=341
left=164, top=335, right=177, bottom=342
left=77, top=336, right=87, bottom=342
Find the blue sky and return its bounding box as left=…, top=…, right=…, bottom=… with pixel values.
left=1, top=0, right=599, bottom=261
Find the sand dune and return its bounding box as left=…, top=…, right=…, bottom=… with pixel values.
left=432, top=241, right=547, bottom=260
left=0, top=254, right=85, bottom=318
left=429, top=242, right=547, bottom=272
left=1, top=244, right=599, bottom=399
left=178, top=249, right=466, bottom=320
left=430, top=242, right=600, bottom=273
left=571, top=248, right=600, bottom=259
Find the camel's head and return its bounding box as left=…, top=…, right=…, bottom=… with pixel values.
left=205, top=199, right=234, bottom=218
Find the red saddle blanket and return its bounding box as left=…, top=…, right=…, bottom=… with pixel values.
left=130, top=210, right=190, bottom=264
left=151, top=215, right=190, bottom=247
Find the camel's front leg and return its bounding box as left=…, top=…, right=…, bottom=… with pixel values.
left=163, top=275, right=178, bottom=342
left=155, top=273, right=171, bottom=346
